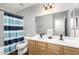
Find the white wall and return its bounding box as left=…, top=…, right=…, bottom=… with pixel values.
left=17, top=3, right=78, bottom=36
left=0, top=11, right=4, bottom=46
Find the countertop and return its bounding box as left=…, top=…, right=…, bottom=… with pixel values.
left=25, top=35, right=79, bottom=48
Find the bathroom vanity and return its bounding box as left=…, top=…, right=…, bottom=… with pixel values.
left=31, top=8, right=79, bottom=55
left=26, top=36, right=79, bottom=55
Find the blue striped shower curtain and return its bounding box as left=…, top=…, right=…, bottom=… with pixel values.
left=4, top=12, right=24, bottom=54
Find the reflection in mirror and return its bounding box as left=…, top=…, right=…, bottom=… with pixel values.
left=53, top=11, right=68, bottom=36
left=54, top=17, right=65, bottom=35
left=75, top=8, right=79, bottom=37
left=74, top=8, right=79, bottom=29
left=35, top=14, right=53, bottom=35
left=70, top=8, right=79, bottom=37
left=35, top=10, right=68, bottom=36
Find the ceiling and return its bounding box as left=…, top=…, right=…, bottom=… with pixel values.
left=0, top=3, right=36, bottom=13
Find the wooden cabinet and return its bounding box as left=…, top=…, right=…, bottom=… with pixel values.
left=47, top=44, right=61, bottom=55
left=36, top=41, right=47, bottom=55
left=63, top=46, right=79, bottom=55
left=28, top=40, right=79, bottom=55
left=28, top=40, right=61, bottom=55
left=28, top=40, right=36, bottom=55
left=28, top=40, right=47, bottom=55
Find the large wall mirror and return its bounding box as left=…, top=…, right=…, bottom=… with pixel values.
left=35, top=10, right=68, bottom=36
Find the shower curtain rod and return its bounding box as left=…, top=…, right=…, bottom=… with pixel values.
left=0, top=9, right=23, bottom=17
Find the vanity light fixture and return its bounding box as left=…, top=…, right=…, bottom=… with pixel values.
left=42, top=3, right=55, bottom=10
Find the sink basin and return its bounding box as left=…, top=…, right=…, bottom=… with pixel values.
left=52, top=37, right=79, bottom=47
left=16, top=43, right=27, bottom=50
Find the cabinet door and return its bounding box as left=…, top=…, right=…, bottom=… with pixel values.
left=47, top=44, right=61, bottom=55
left=28, top=40, right=36, bottom=55
left=64, top=46, right=79, bottom=55
left=36, top=41, right=47, bottom=55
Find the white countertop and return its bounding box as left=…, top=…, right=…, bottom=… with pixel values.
left=25, top=35, right=79, bottom=48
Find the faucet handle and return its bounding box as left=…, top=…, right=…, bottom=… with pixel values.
left=60, top=34, right=62, bottom=37
left=60, top=34, right=63, bottom=40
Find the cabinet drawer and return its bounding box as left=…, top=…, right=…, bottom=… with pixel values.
left=64, top=51, right=79, bottom=55
left=28, top=40, right=36, bottom=47
left=28, top=40, right=36, bottom=44
left=48, top=44, right=60, bottom=51
left=47, top=49, right=60, bottom=55
left=64, top=47, right=79, bottom=55
left=36, top=41, right=46, bottom=47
